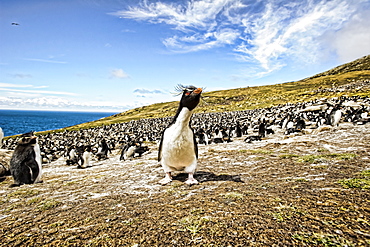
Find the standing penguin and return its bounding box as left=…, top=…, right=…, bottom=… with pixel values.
left=158, top=85, right=202, bottom=185
left=330, top=105, right=342, bottom=127
left=80, top=146, right=92, bottom=168
left=9, top=132, right=42, bottom=187
left=0, top=127, right=3, bottom=148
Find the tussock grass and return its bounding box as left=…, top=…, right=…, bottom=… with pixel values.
left=338, top=178, right=370, bottom=189
left=220, top=192, right=244, bottom=200
left=178, top=215, right=212, bottom=236
left=8, top=188, right=40, bottom=198
left=38, top=199, right=61, bottom=211
left=338, top=170, right=370, bottom=190
left=239, top=149, right=273, bottom=154
left=27, top=196, right=43, bottom=205
left=293, top=232, right=353, bottom=246
left=297, top=153, right=356, bottom=163
left=279, top=154, right=299, bottom=159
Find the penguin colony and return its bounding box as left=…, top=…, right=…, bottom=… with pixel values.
left=2, top=82, right=370, bottom=185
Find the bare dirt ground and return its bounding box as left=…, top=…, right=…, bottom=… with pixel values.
left=0, top=123, right=369, bottom=246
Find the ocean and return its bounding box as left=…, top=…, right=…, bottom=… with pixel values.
left=0, top=110, right=118, bottom=137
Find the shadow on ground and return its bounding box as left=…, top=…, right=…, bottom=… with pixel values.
left=172, top=171, right=244, bottom=183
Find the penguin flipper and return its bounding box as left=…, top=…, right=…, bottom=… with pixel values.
left=192, top=129, right=198, bottom=159
left=25, top=159, right=39, bottom=183
left=11, top=163, right=32, bottom=185
left=158, top=131, right=165, bottom=162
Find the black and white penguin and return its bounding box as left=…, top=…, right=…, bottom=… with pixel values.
left=330, top=105, right=342, bottom=127
left=158, top=85, right=202, bottom=185
left=295, top=118, right=306, bottom=131
left=0, top=127, right=3, bottom=148
left=235, top=122, right=242, bottom=137
left=66, top=145, right=78, bottom=166
left=80, top=146, right=92, bottom=168
left=258, top=120, right=266, bottom=138
left=123, top=142, right=136, bottom=160
left=96, top=139, right=109, bottom=160
left=135, top=143, right=149, bottom=157
left=9, top=132, right=42, bottom=187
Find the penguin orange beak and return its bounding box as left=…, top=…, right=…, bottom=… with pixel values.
left=194, top=88, right=202, bottom=94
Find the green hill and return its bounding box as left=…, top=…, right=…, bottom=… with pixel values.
left=46, top=54, right=370, bottom=133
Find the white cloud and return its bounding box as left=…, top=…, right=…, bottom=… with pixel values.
left=328, top=7, right=370, bottom=62
left=23, top=58, right=67, bottom=64
left=9, top=73, right=32, bottom=79
left=133, top=88, right=167, bottom=99
left=114, top=0, right=243, bottom=53
left=114, top=0, right=368, bottom=77
left=0, top=82, right=76, bottom=97
left=133, top=88, right=164, bottom=94
left=0, top=83, right=154, bottom=112
left=236, top=0, right=356, bottom=72
left=112, top=0, right=237, bottom=31
left=0, top=83, right=33, bottom=88
left=0, top=96, right=130, bottom=112
left=0, top=87, right=77, bottom=96
left=110, top=69, right=130, bottom=79
left=163, top=28, right=240, bottom=52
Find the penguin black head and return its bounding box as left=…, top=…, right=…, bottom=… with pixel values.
left=177, top=85, right=202, bottom=111
left=18, top=132, right=37, bottom=145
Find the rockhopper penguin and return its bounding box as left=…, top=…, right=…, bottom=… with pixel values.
left=9, top=132, right=42, bottom=187
left=158, top=85, right=202, bottom=185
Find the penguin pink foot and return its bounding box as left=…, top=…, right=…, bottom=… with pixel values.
left=185, top=173, right=198, bottom=185
left=159, top=172, right=172, bottom=185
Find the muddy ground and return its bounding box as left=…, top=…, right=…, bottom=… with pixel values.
left=0, top=123, right=369, bottom=246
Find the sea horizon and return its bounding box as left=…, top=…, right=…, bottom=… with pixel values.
left=0, top=109, right=119, bottom=137
left=0, top=108, right=121, bottom=113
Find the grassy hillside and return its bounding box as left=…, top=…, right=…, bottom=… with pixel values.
left=46, top=55, right=370, bottom=133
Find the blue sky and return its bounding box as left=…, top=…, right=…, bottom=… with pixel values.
left=1, top=0, right=370, bottom=112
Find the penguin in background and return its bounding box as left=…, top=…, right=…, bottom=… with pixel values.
left=235, top=122, right=242, bottom=138
left=80, top=146, right=92, bottom=169
left=258, top=120, right=266, bottom=138
left=330, top=105, right=342, bottom=127
left=66, top=145, right=78, bottom=166
left=241, top=123, right=248, bottom=136
left=121, top=141, right=136, bottom=161
left=316, top=112, right=327, bottom=127
left=9, top=132, right=42, bottom=187
left=295, top=118, right=306, bottom=131
left=0, top=127, right=3, bottom=148
left=158, top=85, right=202, bottom=185
left=96, top=139, right=109, bottom=160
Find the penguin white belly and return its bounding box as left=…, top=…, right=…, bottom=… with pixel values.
left=69, top=149, right=77, bottom=159
left=161, top=124, right=197, bottom=173
left=282, top=118, right=288, bottom=129
left=286, top=121, right=294, bottom=129
left=204, top=133, right=209, bottom=145
left=0, top=127, right=3, bottom=148
left=333, top=110, right=342, bottom=126
left=124, top=146, right=136, bottom=160
left=33, top=143, right=42, bottom=183
left=82, top=151, right=91, bottom=168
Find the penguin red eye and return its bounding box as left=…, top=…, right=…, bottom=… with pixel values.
left=185, top=92, right=191, bottom=96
